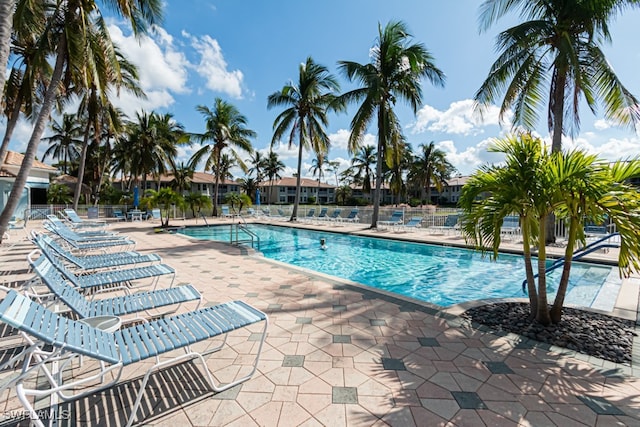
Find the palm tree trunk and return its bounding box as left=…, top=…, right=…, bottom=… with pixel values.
left=0, top=0, right=14, bottom=105
left=536, top=215, right=552, bottom=325
left=0, top=94, right=24, bottom=165
left=521, top=216, right=538, bottom=319
left=370, top=108, right=385, bottom=228
left=213, top=152, right=221, bottom=216
left=94, top=139, right=110, bottom=206
left=550, top=217, right=579, bottom=323
left=73, top=121, right=92, bottom=209
left=291, top=129, right=304, bottom=221
left=0, top=36, right=66, bottom=241
left=546, top=71, right=567, bottom=245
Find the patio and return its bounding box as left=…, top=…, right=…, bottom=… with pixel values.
left=0, top=218, right=638, bottom=426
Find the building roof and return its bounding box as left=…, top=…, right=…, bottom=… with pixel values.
left=2, top=151, right=57, bottom=171
left=444, top=175, right=470, bottom=186
left=265, top=177, right=335, bottom=188
left=114, top=172, right=238, bottom=186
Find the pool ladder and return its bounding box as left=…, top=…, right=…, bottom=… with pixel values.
left=230, top=216, right=260, bottom=250
left=521, top=232, right=620, bottom=294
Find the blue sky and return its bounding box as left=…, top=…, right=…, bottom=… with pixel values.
left=4, top=0, right=640, bottom=180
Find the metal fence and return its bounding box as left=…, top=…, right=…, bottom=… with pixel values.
left=29, top=203, right=575, bottom=239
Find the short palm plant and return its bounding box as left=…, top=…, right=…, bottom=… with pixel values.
left=145, top=188, right=183, bottom=228
left=460, top=133, right=640, bottom=325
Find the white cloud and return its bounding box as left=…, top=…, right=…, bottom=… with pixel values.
left=565, top=135, right=640, bottom=161
left=108, top=24, right=190, bottom=115
left=184, top=32, right=244, bottom=99
left=328, top=129, right=377, bottom=153
left=593, top=119, right=611, bottom=130
left=436, top=138, right=506, bottom=175
left=329, top=129, right=350, bottom=151
left=270, top=141, right=300, bottom=161
left=411, top=99, right=507, bottom=136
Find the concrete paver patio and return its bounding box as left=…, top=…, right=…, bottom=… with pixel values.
left=0, top=218, right=638, bottom=426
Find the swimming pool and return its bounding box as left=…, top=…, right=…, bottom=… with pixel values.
left=179, top=224, right=619, bottom=310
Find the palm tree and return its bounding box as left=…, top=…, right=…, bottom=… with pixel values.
left=460, top=133, right=640, bottom=325
left=460, top=134, right=549, bottom=321
left=0, top=0, right=162, bottom=240
left=548, top=154, right=640, bottom=323
left=92, top=106, right=126, bottom=205
left=190, top=98, right=255, bottom=216
left=247, top=150, right=266, bottom=183
left=41, top=114, right=83, bottom=174
left=337, top=20, right=445, bottom=228
left=0, top=0, right=16, bottom=100
left=309, top=152, right=328, bottom=204
left=145, top=187, right=183, bottom=228
left=349, top=145, right=377, bottom=195
left=475, top=0, right=640, bottom=152
left=267, top=56, right=340, bottom=221
left=184, top=192, right=212, bottom=218
left=238, top=177, right=258, bottom=202
left=126, top=111, right=184, bottom=192
left=264, top=150, right=285, bottom=201
left=408, top=141, right=455, bottom=204
left=0, top=3, right=49, bottom=165
left=385, top=139, right=412, bottom=205
left=327, top=160, right=341, bottom=186
left=170, top=162, right=195, bottom=194
left=47, top=183, right=72, bottom=204
left=73, top=46, right=146, bottom=209
left=335, top=185, right=353, bottom=205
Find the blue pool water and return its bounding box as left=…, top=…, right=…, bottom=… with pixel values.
left=179, top=224, right=618, bottom=309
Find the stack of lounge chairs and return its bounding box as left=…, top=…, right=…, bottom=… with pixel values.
left=0, top=213, right=269, bottom=427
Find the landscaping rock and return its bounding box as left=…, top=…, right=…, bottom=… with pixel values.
left=461, top=303, right=637, bottom=364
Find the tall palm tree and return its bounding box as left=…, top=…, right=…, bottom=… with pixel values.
left=0, top=2, right=49, bottom=164
left=264, top=150, right=285, bottom=201
left=92, top=106, right=126, bottom=205
left=190, top=98, right=255, bottom=216
left=408, top=141, right=455, bottom=204
left=267, top=56, right=340, bottom=221
left=247, top=150, right=266, bottom=184
left=0, top=0, right=16, bottom=98
left=0, top=0, right=162, bottom=240
left=385, top=139, right=412, bottom=205
left=309, top=152, right=328, bottom=205
left=73, top=46, right=146, bottom=209
left=335, top=185, right=353, bottom=206
left=238, top=177, right=258, bottom=202
left=126, top=111, right=184, bottom=192
left=170, top=162, right=195, bottom=194
left=41, top=114, right=83, bottom=174
left=475, top=0, right=640, bottom=153
left=349, top=145, right=377, bottom=195
left=476, top=0, right=640, bottom=245
left=337, top=21, right=445, bottom=228
left=326, top=160, right=341, bottom=186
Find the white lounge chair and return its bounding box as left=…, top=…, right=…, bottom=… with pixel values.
left=377, top=210, right=404, bottom=230
left=0, top=290, right=267, bottom=427
left=428, top=214, right=460, bottom=235
left=342, top=209, right=359, bottom=222
left=394, top=216, right=422, bottom=233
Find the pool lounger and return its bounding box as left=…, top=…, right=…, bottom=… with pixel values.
left=32, top=231, right=160, bottom=271
left=29, top=249, right=175, bottom=291
left=0, top=290, right=268, bottom=427
left=27, top=252, right=202, bottom=319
